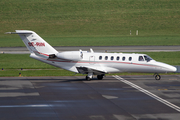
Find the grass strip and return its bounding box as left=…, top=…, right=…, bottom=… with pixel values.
left=1, top=36, right=180, bottom=47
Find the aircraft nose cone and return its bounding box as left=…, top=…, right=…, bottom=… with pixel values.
left=166, top=65, right=177, bottom=72
left=170, top=66, right=177, bottom=72
left=157, top=62, right=177, bottom=72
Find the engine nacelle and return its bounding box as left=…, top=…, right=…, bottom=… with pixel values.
left=56, top=51, right=83, bottom=61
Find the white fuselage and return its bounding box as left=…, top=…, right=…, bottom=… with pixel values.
left=30, top=51, right=177, bottom=74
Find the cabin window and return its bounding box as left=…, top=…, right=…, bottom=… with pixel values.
left=122, top=57, right=125, bottom=61
left=129, top=57, right=132, bottom=61
left=105, top=56, right=108, bottom=60
left=116, top=56, right=120, bottom=60
left=111, top=56, right=114, bottom=60
left=139, top=56, right=144, bottom=61
left=99, top=56, right=102, bottom=60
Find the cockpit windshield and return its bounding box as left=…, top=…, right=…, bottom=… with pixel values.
left=144, top=55, right=153, bottom=62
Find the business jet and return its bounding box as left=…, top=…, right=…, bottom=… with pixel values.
left=6, top=30, right=177, bottom=80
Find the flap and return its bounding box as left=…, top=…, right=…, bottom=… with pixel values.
left=76, top=66, right=106, bottom=75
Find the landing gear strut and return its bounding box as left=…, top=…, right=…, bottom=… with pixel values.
left=86, top=73, right=93, bottom=81
left=154, top=73, right=161, bottom=80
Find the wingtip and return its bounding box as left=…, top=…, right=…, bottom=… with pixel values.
left=5, top=32, right=12, bottom=34
left=5, top=32, right=17, bottom=34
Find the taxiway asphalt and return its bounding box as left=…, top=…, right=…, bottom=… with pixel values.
left=1, top=46, right=180, bottom=54
left=0, top=75, right=180, bottom=120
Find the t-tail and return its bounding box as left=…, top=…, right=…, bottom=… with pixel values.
left=6, top=30, right=58, bottom=58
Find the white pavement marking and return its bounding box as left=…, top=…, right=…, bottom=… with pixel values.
left=102, top=95, right=118, bottom=99
left=113, top=75, right=180, bottom=112
left=0, top=104, right=50, bottom=108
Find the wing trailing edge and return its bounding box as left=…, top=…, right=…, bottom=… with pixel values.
left=76, top=67, right=106, bottom=75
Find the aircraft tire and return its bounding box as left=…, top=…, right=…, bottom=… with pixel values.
left=86, top=76, right=91, bottom=81
left=97, top=75, right=103, bottom=80
left=155, top=75, right=161, bottom=80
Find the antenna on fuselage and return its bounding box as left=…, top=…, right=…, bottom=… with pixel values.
left=90, top=48, right=94, bottom=53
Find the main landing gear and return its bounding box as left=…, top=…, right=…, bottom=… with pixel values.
left=154, top=73, right=161, bottom=80
left=85, top=74, right=104, bottom=81
left=86, top=76, right=91, bottom=81
left=97, top=75, right=104, bottom=80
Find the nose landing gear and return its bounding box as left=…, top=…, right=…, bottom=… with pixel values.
left=154, top=73, right=161, bottom=80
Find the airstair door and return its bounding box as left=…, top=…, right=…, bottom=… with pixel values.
left=89, top=56, right=95, bottom=64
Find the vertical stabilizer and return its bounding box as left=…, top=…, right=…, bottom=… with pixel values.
left=12, top=30, right=58, bottom=57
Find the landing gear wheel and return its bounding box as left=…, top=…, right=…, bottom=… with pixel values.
left=86, top=76, right=91, bottom=81
left=97, top=75, right=104, bottom=80
left=155, top=74, right=161, bottom=80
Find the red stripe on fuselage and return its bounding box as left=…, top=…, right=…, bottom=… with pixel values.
left=33, top=52, right=155, bottom=68
left=37, top=56, right=158, bottom=68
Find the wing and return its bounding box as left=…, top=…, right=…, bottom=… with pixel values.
left=76, top=67, right=106, bottom=75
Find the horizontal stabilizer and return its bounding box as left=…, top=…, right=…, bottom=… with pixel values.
left=5, top=31, right=33, bottom=34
